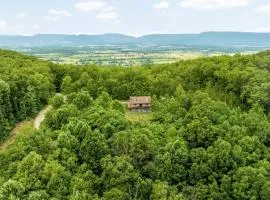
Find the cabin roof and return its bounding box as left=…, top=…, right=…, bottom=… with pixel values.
left=128, top=96, right=151, bottom=104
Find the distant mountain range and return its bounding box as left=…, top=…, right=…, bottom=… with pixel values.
left=0, top=32, right=270, bottom=47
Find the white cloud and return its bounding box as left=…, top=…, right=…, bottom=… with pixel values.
left=166, top=23, right=177, bottom=28
left=74, top=32, right=86, bottom=35
left=75, top=1, right=120, bottom=22
left=15, top=25, right=24, bottom=29
left=33, top=24, right=40, bottom=29
left=0, top=20, right=8, bottom=30
left=178, top=0, right=250, bottom=10
left=153, top=1, right=170, bottom=9
left=75, top=1, right=107, bottom=12
left=20, top=33, right=34, bottom=36
left=45, top=9, right=71, bottom=21
left=162, top=11, right=174, bottom=16
left=256, top=4, right=270, bottom=13
left=128, top=31, right=165, bottom=37
left=102, top=6, right=115, bottom=12
left=17, top=12, right=28, bottom=19
left=114, top=20, right=122, bottom=25
left=96, top=12, right=119, bottom=20
left=44, top=16, right=61, bottom=21
left=49, top=9, right=72, bottom=17
left=253, top=27, right=270, bottom=33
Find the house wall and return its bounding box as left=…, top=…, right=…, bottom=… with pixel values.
left=128, top=103, right=151, bottom=112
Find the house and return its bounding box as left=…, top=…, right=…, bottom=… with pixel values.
left=128, top=96, right=151, bottom=112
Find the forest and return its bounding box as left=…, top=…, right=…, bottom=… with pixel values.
left=0, top=49, right=270, bottom=199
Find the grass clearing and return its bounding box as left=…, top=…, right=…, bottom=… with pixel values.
left=125, top=111, right=153, bottom=122
left=0, top=121, right=34, bottom=152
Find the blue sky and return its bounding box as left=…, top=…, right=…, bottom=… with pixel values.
left=0, top=0, right=270, bottom=36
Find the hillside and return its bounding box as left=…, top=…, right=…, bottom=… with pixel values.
left=1, top=32, right=270, bottom=47
left=0, top=50, right=54, bottom=141
left=0, top=50, right=270, bottom=199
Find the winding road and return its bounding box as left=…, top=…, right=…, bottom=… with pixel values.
left=34, top=105, right=52, bottom=129
left=0, top=105, right=52, bottom=152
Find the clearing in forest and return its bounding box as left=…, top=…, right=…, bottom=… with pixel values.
left=125, top=111, right=153, bottom=122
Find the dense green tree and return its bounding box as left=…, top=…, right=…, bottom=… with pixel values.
left=50, top=94, right=65, bottom=109
left=27, top=190, right=50, bottom=200
left=151, top=181, right=184, bottom=200
left=70, top=164, right=99, bottom=199
left=42, top=160, right=71, bottom=199
left=1, top=50, right=270, bottom=199
left=0, top=79, right=13, bottom=140
left=15, top=151, right=44, bottom=191
left=0, top=180, right=25, bottom=200
left=101, top=155, right=139, bottom=196
left=71, top=91, right=93, bottom=110
left=80, top=130, right=108, bottom=172
left=44, top=104, right=79, bottom=130
left=0, top=50, right=54, bottom=141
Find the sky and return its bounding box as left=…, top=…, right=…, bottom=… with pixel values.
left=0, top=0, right=270, bottom=36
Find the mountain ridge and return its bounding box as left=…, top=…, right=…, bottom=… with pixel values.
left=1, top=32, right=270, bottom=47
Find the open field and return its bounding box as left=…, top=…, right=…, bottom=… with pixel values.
left=14, top=44, right=264, bottom=66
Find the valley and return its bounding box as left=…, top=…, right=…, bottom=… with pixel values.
left=1, top=32, right=270, bottom=66
left=15, top=45, right=263, bottom=66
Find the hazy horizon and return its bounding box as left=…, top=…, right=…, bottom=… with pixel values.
left=1, top=0, right=270, bottom=36
left=1, top=31, right=270, bottom=37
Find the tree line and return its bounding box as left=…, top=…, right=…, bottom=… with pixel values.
left=0, top=50, right=54, bottom=141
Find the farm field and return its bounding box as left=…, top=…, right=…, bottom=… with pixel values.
left=14, top=44, right=262, bottom=66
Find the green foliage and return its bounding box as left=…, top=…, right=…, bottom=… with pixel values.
left=50, top=94, right=65, bottom=109
left=80, top=130, right=108, bottom=172
left=71, top=91, right=93, bottom=110
left=0, top=180, right=25, bottom=200
left=0, top=50, right=54, bottom=141
left=151, top=181, right=184, bottom=200
left=1, top=50, right=270, bottom=199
